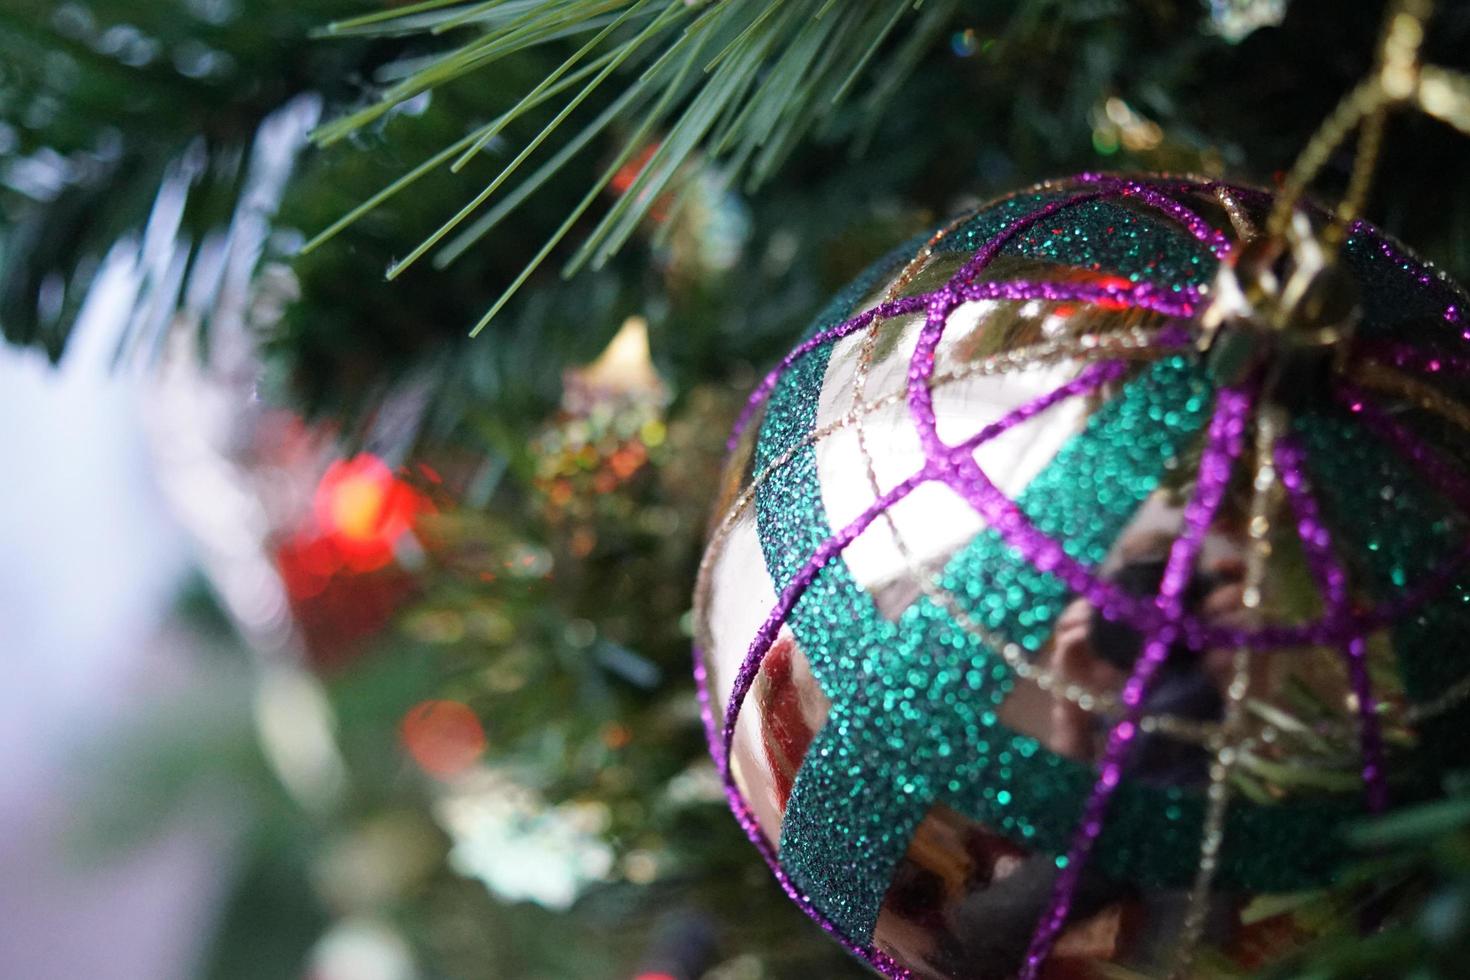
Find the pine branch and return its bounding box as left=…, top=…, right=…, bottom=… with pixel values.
left=309, top=0, right=959, bottom=333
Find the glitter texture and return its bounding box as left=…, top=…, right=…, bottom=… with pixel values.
left=694, top=174, right=1470, bottom=978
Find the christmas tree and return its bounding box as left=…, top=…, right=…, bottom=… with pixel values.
left=5, top=0, right=1470, bottom=977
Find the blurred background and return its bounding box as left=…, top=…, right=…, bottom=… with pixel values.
left=3, top=1, right=1470, bottom=978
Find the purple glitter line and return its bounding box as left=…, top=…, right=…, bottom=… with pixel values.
left=1362, top=226, right=1445, bottom=289
left=952, top=191, right=1107, bottom=289
left=721, top=471, right=926, bottom=750
left=726, top=275, right=1200, bottom=452
left=1275, top=435, right=1389, bottom=813
left=906, top=196, right=1104, bottom=462
left=1358, top=341, right=1470, bottom=380
left=953, top=277, right=1201, bottom=316
left=890, top=196, right=1465, bottom=663
left=738, top=319, right=1465, bottom=651
left=712, top=359, right=1125, bottom=975
left=1338, top=383, right=1470, bottom=514
left=727, top=296, right=926, bottom=451
left=875, top=402, right=1465, bottom=659
left=708, top=175, right=1470, bottom=974
left=720, top=360, right=1129, bottom=760
left=727, top=187, right=1090, bottom=452
left=693, top=650, right=913, bottom=978
left=1076, top=173, right=1232, bottom=255
left=727, top=175, right=1236, bottom=452
left=1019, top=384, right=1255, bottom=978
left=1356, top=226, right=1470, bottom=328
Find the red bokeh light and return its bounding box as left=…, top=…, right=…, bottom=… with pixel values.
left=609, top=142, right=671, bottom=222
left=400, top=699, right=487, bottom=778
left=313, top=454, right=428, bottom=572
left=1093, top=273, right=1135, bottom=311
left=272, top=453, right=433, bottom=668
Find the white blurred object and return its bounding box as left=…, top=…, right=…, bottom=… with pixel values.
left=436, top=769, right=615, bottom=910
left=0, top=235, right=214, bottom=980
left=0, top=90, right=339, bottom=979
left=307, top=918, right=419, bottom=980
left=142, top=93, right=347, bottom=813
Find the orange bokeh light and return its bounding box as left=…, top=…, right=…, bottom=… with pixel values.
left=400, top=699, right=487, bottom=779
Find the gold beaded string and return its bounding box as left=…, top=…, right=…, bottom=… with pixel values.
left=1173, top=3, right=1470, bottom=965
left=1171, top=406, right=1283, bottom=979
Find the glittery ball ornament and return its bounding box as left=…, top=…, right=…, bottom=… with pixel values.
left=693, top=174, right=1470, bottom=979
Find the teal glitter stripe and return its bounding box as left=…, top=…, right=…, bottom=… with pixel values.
left=1296, top=411, right=1470, bottom=770
left=774, top=360, right=1211, bottom=938
left=1343, top=231, right=1467, bottom=341
left=1295, top=412, right=1460, bottom=611
left=752, top=231, right=936, bottom=698
left=1334, top=222, right=1470, bottom=748
left=746, top=193, right=1385, bottom=944
left=938, top=194, right=1214, bottom=289
left=758, top=355, right=1353, bottom=942
left=935, top=191, right=1066, bottom=254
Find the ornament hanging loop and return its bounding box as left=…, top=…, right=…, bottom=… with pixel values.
left=1202, top=0, right=1469, bottom=405
left=1199, top=210, right=1359, bottom=407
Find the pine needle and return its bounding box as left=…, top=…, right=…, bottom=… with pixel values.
left=467, top=10, right=712, bottom=336
left=384, top=0, right=685, bottom=282
left=830, top=2, right=909, bottom=107
left=448, top=0, right=654, bottom=172
left=309, top=0, right=947, bottom=331
left=319, top=0, right=485, bottom=36
left=300, top=46, right=626, bottom=256
left=433, top=68, right=653, bottom=267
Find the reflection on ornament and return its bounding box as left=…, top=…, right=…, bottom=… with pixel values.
left=693, top=174, right=1470, bottom=979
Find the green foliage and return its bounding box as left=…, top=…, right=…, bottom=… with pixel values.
left=0, top=0, right=374, bottom=356
left=308, top=0, right=962, bottom=333
left=1252, top=776, right=1470, bottom=980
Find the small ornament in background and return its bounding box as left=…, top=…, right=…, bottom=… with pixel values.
left=311, top=454, right=429, bottom=573
left=399, top=699, right=487, bottom=779
left=1089, top=97, right=1164, bottom=157
left=274, top=452, right=431, bottom=669
left=534, top=316, right=670, bottom=540
left=694, top=173, right=1470, bottom=978
left=1207, top=0, right=1288, bottom=43
left=435, top=768, right=615, bottom=910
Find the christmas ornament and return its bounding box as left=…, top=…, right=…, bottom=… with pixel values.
left=533, top=316, right=669, bottom=538
left=692, top=172, right=1470, bottom=979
